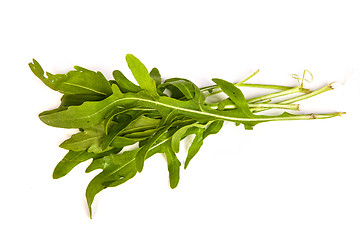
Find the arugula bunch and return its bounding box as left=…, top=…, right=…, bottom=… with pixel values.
left=29, top=54, right=344, bottom=218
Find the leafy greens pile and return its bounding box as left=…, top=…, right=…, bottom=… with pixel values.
left=29, top=54, right=344, bottom=218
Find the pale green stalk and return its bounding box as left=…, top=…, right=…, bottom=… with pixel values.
left=246, top=86, right=311, bottom=103
left=279, top=84, right=334, bottom=104
left=251, top=84, right=335, bottom=113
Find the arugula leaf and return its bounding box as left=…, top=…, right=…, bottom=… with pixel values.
left=184, top=127, right=205, bottom=169
left=39, top=85, right=123, bottom=128
left=29, top=59, right=112, bottom=96
left=113, top=70, right=142, bottom=93
left=101, top=114, right=135, bottom=150
left=60, top=94, right=106, bottom=107
left=135, top=125, right=172, bottom=172
left=164, top=141, right=181, bottom=189
left=203, top=120, right=224, bottom=138
left=59, top=124, right=108, bottom=152
left=150, top=67, right=162, bottom=85
left=53, top=150, right=95, bottom=179
left=171, top=123, right=206, bottom=153
left=110, top=136, right=146, bottom=148
left=29, top=59, right=46, bottom=81
left=184, top=120, right=224, bottom=169
left=121, top=116, right=161, bottom=135
left=159, top=78, right=196, bottom=100
left=125, top=54, right=159, bottom=99
left=53, top=148, right=121, bottom=179
left=212, top=78, right=252, bottom=117
left=85, top=150, right=139, bottom=218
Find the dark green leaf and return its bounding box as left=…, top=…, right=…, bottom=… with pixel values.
left=86, top=149, right=139, bottom=218
left=123, top=128, right=159, bottom=139
left=164, top=141, right=181, bottom=189
left=185, top=128, right=205, bottom=169
left=101, top=114, right=133, bottom=150
left=60, top=94, right=106, bottom=107
left=203, top=120, right=224, bottom=138
left=150, top=67, right=162, bottom=85
left=135, top=125, right=171, bottom=172
left=212, top=78, right=252, bottom=117
left=121, top=116, right=161, bottom=135
left=110, top=136, right=146, bottom=149
left=113, top=70, right=142, bottom=93
left=171, top=123, right=206, bottom=153
left=159, top=78, right=195, bottom=100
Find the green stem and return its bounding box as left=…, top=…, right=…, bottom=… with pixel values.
left=246, top=86, right=311, bottom=103
left=252, top=84, right=335, bottom=113
left=248, top=103, right=299, bottom=112
left=208, top=102, right=299, bottom=111
left=203, top=83, right=294, bottom=97
left=279, top=84, right=334, bottom=104
left=200, top=70, right=259, bottom=93
left=236, top=69, right=260, bottom=85
left=200, top=69, right=294, bottom=95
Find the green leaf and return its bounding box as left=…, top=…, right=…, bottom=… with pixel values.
left=125, top=54, right=159, bottom=99
left=159, top=78, right=195, bottom=100
left=135, top=125, right=171, bottom=172
left=101, top=114, right=134, bottom=150
left=150, top=67, right=162, bottom=85
left=59, top=124, right=107, bottom=152
left=212, top=78, right=252, bottom=117
left=121, top=116, right=161, bottom=135
left=60, top=94, right=106, bottom=107
left=171, top=123, right=205, bottom=153
left=185, top=127, right=205, bottom=169
left=164, top=141, right=181, bottom=189
left=29, top=59, right=113, bottom=96
left=183, top=120, right=224, bottom=169
left=123, top=128, right=159, bottom=139
left=39, top=85, right=123, bottom=128
left=103, top=107, right=126, bottom=134
left=53, top=148, right=121, bottom=179
left=29, top=59, right=46, bottom=81
left=113, top=70, right=142, bottom=93
left=110, top=136, right=146, bottom=149
left=65, top=66, right=113, bottom=95
left=86, top=149, right=139, bottom=218
left=53, top=150, right=95, bottom=179
left=203, top=120, right=224, bottom=138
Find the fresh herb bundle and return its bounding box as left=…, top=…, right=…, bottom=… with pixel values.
left=29, top=54, right=344, bottom=218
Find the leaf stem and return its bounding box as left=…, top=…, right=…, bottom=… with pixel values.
left=279, top=83, right=334, bottom=104
left=246, top=86, right=311, bottom=103
left=237, top=69, right=260, bottom=85
left=208, top=102, right=299, bottom=111
left=248, top=103, right=299, bottom=111
left=200, top=69, right=295, bottom=95
left=252, top=83, right=335, bottom=113
left=203, top=83, right=294, bottom=96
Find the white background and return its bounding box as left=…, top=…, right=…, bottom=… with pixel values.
left=1, top=0, right=359, bottom=239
